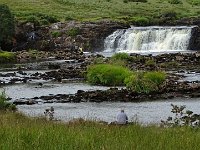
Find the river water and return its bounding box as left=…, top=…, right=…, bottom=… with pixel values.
left=1, top=58, right=200, bottom=124
left=17, top=98, right=200, bottom=124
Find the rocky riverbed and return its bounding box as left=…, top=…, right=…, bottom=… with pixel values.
left=0, top=51, right=199, bottom=105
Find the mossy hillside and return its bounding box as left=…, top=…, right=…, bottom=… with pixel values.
left=1, top=0, right=200, bottom=24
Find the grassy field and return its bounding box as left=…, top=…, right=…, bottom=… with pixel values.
left=0, top=0, right=200, bottom=23
left=1, top=111, right=200, bottom=150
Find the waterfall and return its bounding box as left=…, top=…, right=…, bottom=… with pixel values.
left=104, top=26, right=194, bottom=53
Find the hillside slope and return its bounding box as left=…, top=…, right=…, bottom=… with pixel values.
left=1, top=0, right=200, bottom=23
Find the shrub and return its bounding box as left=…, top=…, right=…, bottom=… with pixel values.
left=125, top=71, right=166, bottom=93
left=161, top=104, right=200, bottom=127
left=0, top=51, right=16, bottom=63
left=0, top=91, right=17, bottom=111
left=86, top=64, right=132, bottom=86
left=0, top=4, right=15, bottom=49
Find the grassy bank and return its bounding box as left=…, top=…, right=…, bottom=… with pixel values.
left=1, top=0, right=200, bottom=23
left=1, top=111, right=200, bottom=150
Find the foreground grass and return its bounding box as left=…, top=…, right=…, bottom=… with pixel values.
left=1, top=112, right=200, bottom=150
left=1, top=0, right=200, bottom=23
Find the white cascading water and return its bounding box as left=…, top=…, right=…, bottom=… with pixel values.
left=104, top=26, right=194, bottom=53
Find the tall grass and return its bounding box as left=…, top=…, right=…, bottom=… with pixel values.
left=86, top=64, right=132, bottom=86
left=1, top=112, right=200, bottom=149
left=125, top=71, right=166, bottom=93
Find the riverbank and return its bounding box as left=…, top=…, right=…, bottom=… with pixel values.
left=1, top=111, right=200, bottom=150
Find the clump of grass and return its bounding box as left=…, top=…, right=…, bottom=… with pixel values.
left=0, top=51, right=16, bottom=64
left=125, top=71, right=166, bottom=93
left=86, top=64, right=132, bottom=86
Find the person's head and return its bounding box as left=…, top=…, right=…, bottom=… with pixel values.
left=121, top=109, right=124, bottom=113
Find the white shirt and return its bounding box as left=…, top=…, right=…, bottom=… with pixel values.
left=117, top=112, right=128, bottom=124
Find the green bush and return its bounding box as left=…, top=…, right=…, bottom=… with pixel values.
left=0, top=51, right=16, bottom=63
left=0, top=4, right=15, bottom=49
left=0, top=91, right=16, bottom=111
left=125, top=71, right=166, bottom=93
left=86, top=64, right=132, bottom=86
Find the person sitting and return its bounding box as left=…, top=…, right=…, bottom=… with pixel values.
left=116, top=109, right=128, bottom=125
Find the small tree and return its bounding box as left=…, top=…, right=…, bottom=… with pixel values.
left=0, top=4, right=15, bottom=50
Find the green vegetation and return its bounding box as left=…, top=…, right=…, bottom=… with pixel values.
left=111, top=52, right=131, bottom=61
left=0, top=51, right=16, bottom=63
left=0, top=4, right=15, bottom=49
left=162, top=104, right=200, bottom=127
left=51, top=31, right=62, bottom=38
left=27, top=49, right=39, bottom=59
left=67, top=27, right=81, bottom=37
left=0, top=91, right=16, bottom=111
left=86, top=64, right=132, bottom=86
left=125, top=71, right=166, bottom=93
left=25, top=13, right=58, bottom=25
left=86, top=62, right=166, bottom=93
left=168, top=0, right=183, bottom=4
left=187, top=0, right=200, bottom=6
left=1, top=0, right=200, bottom=24
left=1, top=111, right=200, bottom=149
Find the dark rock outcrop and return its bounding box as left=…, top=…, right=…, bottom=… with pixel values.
left=13, top=21, right=129, bottom=52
